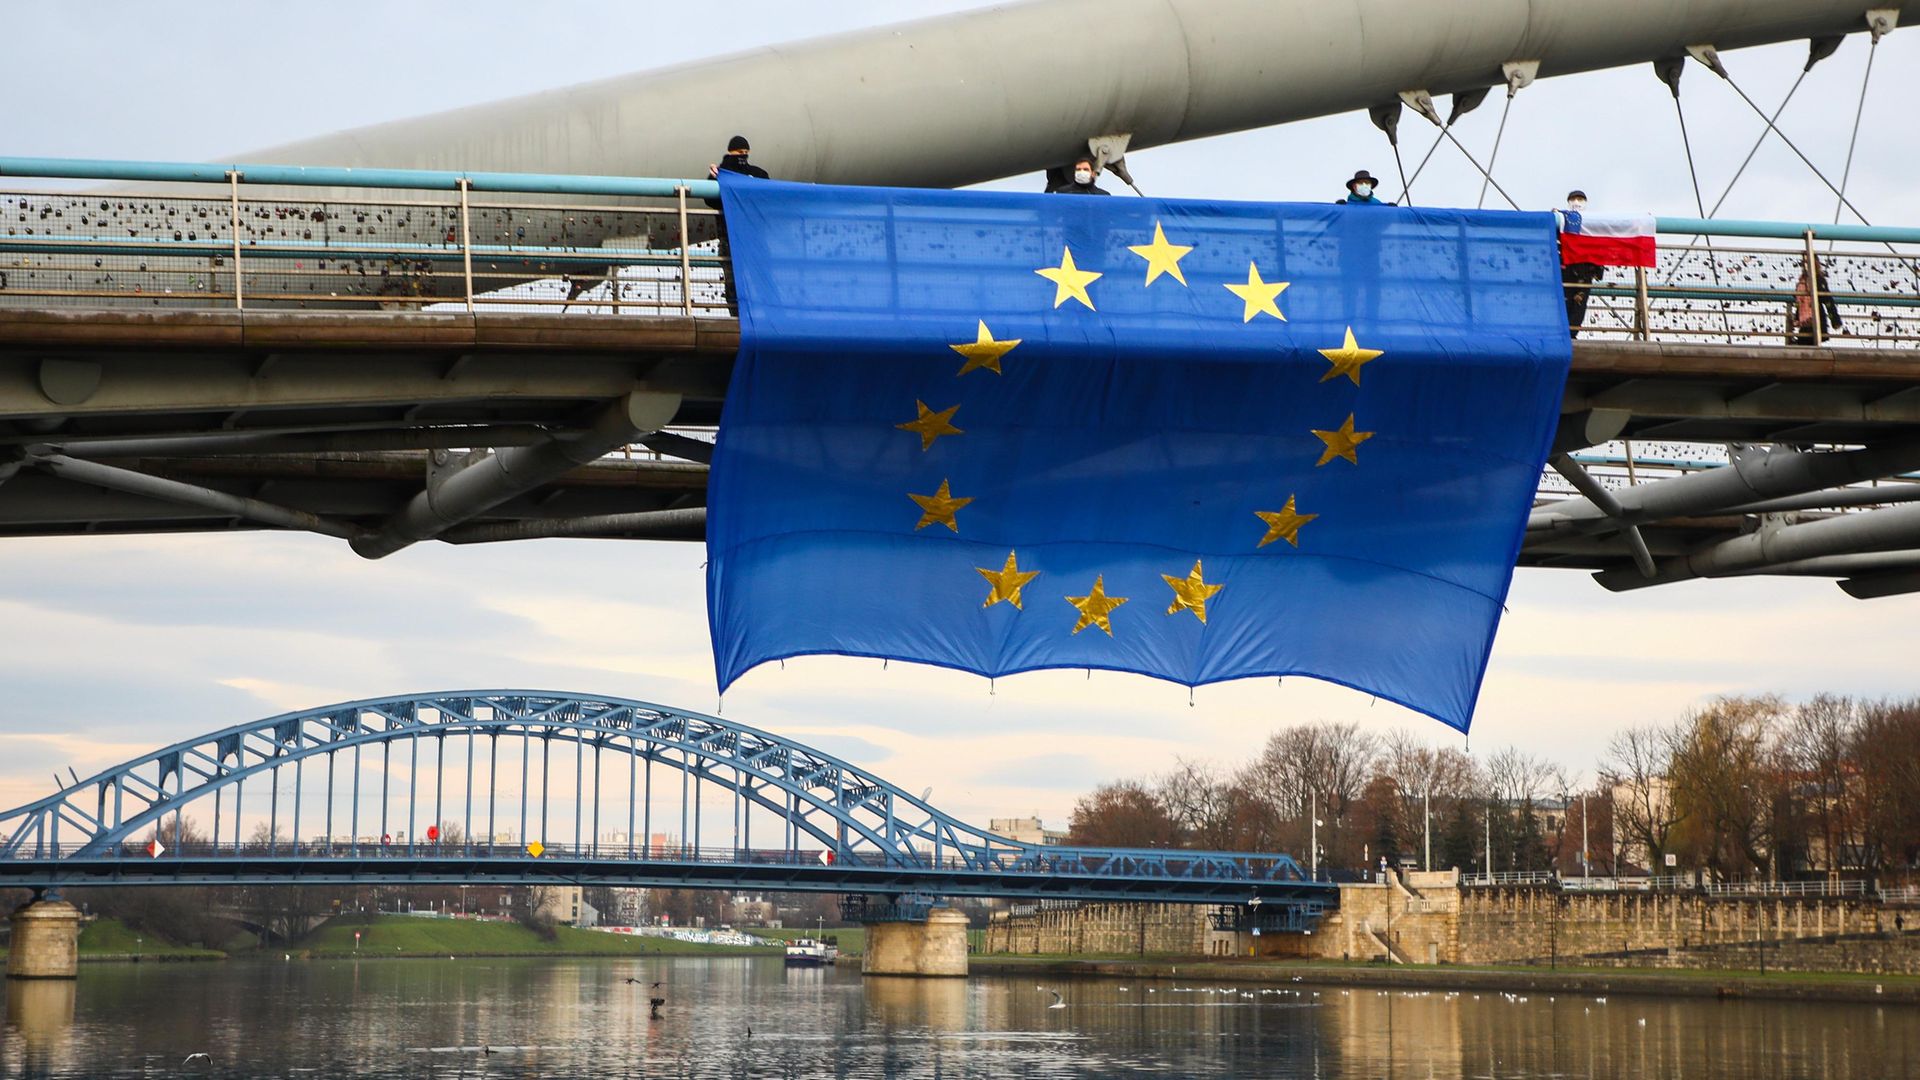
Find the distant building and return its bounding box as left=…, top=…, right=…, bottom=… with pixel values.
left=991, top=816, right=1067, bottom=846
left=533, top=886, right=598, bottom=927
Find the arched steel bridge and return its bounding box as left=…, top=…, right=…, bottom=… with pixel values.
left=0, top=691, right=1324, bottom=907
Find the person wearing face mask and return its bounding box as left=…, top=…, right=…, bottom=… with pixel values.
left=1046, top=156, right=1111, bottom=195
left=1560, top=190, right=1604, bottom=337
left=705, top=136, right=770, bottom=315
left=1338, top=170, right=1384, bottom=205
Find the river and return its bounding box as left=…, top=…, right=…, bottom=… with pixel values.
left=5, top=958, right=1917, bottom=1078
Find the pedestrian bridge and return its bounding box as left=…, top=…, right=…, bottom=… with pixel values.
left=5, top=158, right=1920, bottom=592
left=0, top=690, right=1324, bottom=909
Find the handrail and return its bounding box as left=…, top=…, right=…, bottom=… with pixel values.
left=1655, top=216, right=1920, bottom=246
left=5, top=157, right=1920, bottom=246
left=0, top=155, right=720, bottom=200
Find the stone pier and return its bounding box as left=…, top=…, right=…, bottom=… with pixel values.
left=862, top=908, right=970, bottom=977
left=6, top=897, right=83, bottom=979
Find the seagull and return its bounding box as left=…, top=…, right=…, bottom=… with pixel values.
left=1046, top=989, right=1066, bottom=1010
left=1594, top=997, right=1607, bottom=1004
left=183, top=1053, right=211, bottom=1066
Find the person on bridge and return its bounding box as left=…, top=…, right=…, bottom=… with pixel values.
left=1046, top=156, right=1111, bottom=195
left=1337, top=170, right=1384, bottom=205
left=1559, top=191, right=1604, bottom=339
left=707, top=136, right=770, bottom=316
left=1789, top=255, right=1843, bottom=345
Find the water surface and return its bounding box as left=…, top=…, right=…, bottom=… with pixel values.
left=5, top=957, right=1917, bottom=1077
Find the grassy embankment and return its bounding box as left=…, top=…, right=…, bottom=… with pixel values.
left=752, top=926, right=867, bottom=956
left=294, top=915, right=784, bottom=958
left=970, top=953, right=1920, bottom=1004
left=0, top=917, right=226, bottom=963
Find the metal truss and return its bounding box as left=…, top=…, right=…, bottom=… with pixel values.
left=0, top=691, right=1324, bottom=904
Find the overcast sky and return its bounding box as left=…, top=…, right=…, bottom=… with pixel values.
left=3, top=2, right=1918, bottom=832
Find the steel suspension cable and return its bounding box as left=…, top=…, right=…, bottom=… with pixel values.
left=1711, top=53, right=1919, bottom=291
left=1390, top=139, right=1412, bottom=207
left=1477, top=91, right=1516, bottom=211
left=1400, top=127, right=1450, bottom=199
left=1833, top=34, right=1881, bottom=227
left=1662, top=68, right=1810, bottom=285
left=1668, top=92, right=1735, bottom=342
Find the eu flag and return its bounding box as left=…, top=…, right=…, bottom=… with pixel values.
left=708, top=175, right=1570, bottom=731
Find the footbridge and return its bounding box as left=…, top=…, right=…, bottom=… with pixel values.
left=5, top=157, right=1920, bottom=593
left=0, top=691, right=1322, bottom=908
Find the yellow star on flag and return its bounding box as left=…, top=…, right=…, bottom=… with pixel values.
left=1035, top=246, right=1102, bottom=310
left=1312, top=414, right=1374, bottom=466
left=1065, top=574, right=1129, bottom=636
left=950, top=320, right=1022, bottom=376
left=1162, top=559, right=1224, bottom=623
left=896, top=399, right=963, bottom=451
left=1318, top=327, right=1383, bottom=386
left=1126, top=222, right=1192, bottom=287
left=1255, top=495, right=1319, bottom=548
left=977, top=550, right=1041, bottom=610
left=908, top=479, right=974, bottom=532
left=1224, top=262, right=1289, bottom=322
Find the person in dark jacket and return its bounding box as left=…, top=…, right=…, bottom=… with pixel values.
left=1338, top=170, right=1384, bottom=205
left=705, top=136, right=769, bottom=315
left=1560, top=189, right=1604, bottom=337
left=1046, top=156, right=1110, bottom=195
left=1789, top=256, right=1843, bottom=345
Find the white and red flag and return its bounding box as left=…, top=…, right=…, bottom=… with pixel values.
left=1560, top=212, right=1657, bottom=268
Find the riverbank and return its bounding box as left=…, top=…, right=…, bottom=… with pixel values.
left=971, top=954, right=1920, bottom=1005
left=294, top=915, right=783, bottom=959
left=0, top=917, right=226, bottom=964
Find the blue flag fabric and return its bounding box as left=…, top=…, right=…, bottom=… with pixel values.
left=707, top=175, right=1571, bottom=731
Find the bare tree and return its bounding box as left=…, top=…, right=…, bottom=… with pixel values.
left=1777, top=694, right=1862, bottom=876
left=1373, top=731, right=1480, bottom=869
left=1243, top=721, right=1378, bottom=867
left=1599, top=721, right=1686, bottom=874
left=1156, top=758, right=1235, bottom=849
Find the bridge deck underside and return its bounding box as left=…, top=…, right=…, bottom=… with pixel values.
left=6, top=309, right=1920, bottom=580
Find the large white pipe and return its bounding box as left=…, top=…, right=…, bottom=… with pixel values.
left=246, top=1, right=1912, bottom=187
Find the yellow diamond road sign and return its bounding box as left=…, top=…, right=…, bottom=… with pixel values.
left=526, top=841, right=545, bottom=858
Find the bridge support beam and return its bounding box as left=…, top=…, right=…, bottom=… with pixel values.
left=6, top=896, right=82, bottom=979
left=862, top=908, right=969, bottom=978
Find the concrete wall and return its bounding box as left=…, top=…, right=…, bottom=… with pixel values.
left=864, top=909, right=969, bottom=977
left=986, top=902, right=1209, bottom=956
left=984, top=873, right=1911, bottom=975
left=5, top=900, right=82, bottom=979
left=1454, top=888, right=1885, bottom=964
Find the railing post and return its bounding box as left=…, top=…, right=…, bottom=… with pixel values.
left=676, top=185, right=695, bottom=317
left=1804, top=227, right=1824, bottom=347
left=1632, top=266, right=1649, bottom=340
left=458, top=179, right=476, bottom=313
left=227, top=170, right=245, bottom=310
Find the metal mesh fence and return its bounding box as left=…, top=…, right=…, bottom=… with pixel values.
left=0, top=188, right=729, bottom=314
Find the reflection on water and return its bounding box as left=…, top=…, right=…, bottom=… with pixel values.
left=3, top=958, right=1918, bottom=1078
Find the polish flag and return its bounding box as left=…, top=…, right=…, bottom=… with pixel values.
left=1560, top=212, right=1657, bottom=268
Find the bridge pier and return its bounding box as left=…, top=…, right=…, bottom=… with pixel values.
left=6, top=893, right=82, bottom=979
left=862, top=908, right=970, bottom=977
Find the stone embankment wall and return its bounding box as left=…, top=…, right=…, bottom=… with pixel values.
left=985, top=902, right=1209, bottom=956
left=985, top=873, right=1916, bottom=975
left=1454, top=887, right=1884, bottom=964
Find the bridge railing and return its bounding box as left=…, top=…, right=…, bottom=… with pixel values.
left=1578, top=218, right=1920, bottom=350
left=5, top=157, right=1920, bottom=351
left=1, top=837, right=1311, bottom=885
left=0, top=157, right=728, bottom=317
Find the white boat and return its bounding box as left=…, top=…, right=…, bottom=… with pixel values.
left=783, top=937, right=837, bottom=966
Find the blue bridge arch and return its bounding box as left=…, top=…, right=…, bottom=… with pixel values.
left=0, top=691, right=1329, bottom=907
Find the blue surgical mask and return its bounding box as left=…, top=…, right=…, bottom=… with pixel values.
left=1353, top=183, right=1373, bottom=199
